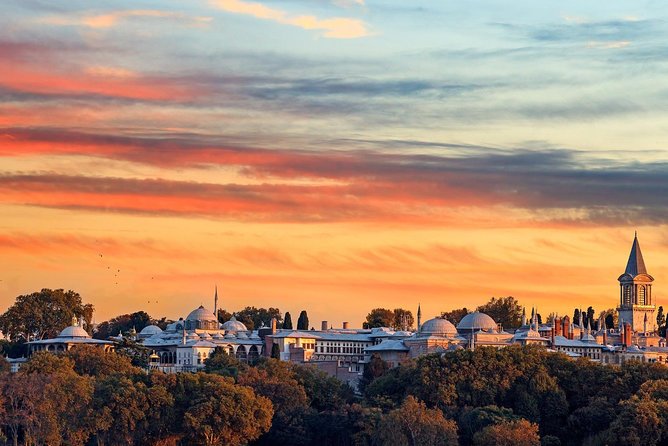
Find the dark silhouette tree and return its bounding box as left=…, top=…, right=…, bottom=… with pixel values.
left=297, top=311, right=309, bottom=331
left=364, top=308, right=394, bottom=329
left=283, top=312, right=293, bottom=330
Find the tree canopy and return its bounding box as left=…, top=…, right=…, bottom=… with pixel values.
left=0, top=289, right=94, bottom=342
left=364, top=308, right=394, bottom=328
left=476, top=296, right=523, bottom=328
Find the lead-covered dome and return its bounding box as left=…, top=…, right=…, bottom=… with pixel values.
left=457, top=312, right=497, bottom=332
left=185, top=305, right=218, bottom=330
left=139, top=325, right=163, bottom=337
left=58, top=325, right=90, bottom=338
left=221, top=316, right=247, bottom=332
left=420, top=317, right=457, bottom=336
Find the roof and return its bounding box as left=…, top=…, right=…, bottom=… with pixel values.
left=622, top=234, right=650, bottom=278
left=420, top=317, right=457, bottom=337
left=553, top=335, right=603, bottom=348
left=457, top=312, right=497, bottom=331
left=365, top=340, right=409, bottom=352
left=221, top=316, right=247, bottom=332
left=58, top=325, right=90, bottom=339
left=139, top=325, right=163, bottom=336
left=186, top=305, right=217, bottom=323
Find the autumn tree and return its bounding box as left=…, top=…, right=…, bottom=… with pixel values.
left=0, top=289, right=93, bottom=342
left=204, top=347, right=247, bottom=379
left=472, top=419, right=540, bottom=446
left=477, top=296, right=523, bottom=328
left=364, top=308, right=394, bottom=328
left=359, top=353, right=389, bottom=393
left=65, top=345, right=142, bottom=378
left=373, top=396, right=458, bottom=446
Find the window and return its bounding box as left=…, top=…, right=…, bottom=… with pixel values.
left=639, top=286, right=646, bottom=305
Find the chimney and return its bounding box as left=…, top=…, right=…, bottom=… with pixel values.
left=342, top=322, right=349, bottom=329
left=321, top=321, right=328, bottom=331
left=555, top=317, right=562, bottom=337
left=270, top=318, right=277, bottom=334
left=603, top=329, right=607, bottom=345
left=624, top=323, right=632, bottom=348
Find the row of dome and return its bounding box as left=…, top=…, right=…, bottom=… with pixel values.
left=419, top=312, right=498, bottom=336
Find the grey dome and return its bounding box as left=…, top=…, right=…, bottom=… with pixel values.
left=221, top=316, right=247, bottom=332
left=420, top=318, right=457, bottom=336
left=58, top=325, right=90, bottom=338
left=139, top=325, right=163, bottom=336
left=457, top=312, right=497, bottom=332
left=186, top=305, right=217, bottom=323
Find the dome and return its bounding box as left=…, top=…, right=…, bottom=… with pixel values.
left=419, top=317, right=457, bottom=336
left=139, top=325, right=163, bottom=336
left=186, top=305, right=217, bottom=323
left=221, top=316, right=247, bottom=332
left=457, top=312, right=498, bottom=332
left=58, top=325, right=90, bottom=338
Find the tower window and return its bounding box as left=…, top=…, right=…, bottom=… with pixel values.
left=623, top=285, right=632, bottom=306
left=639, top=286, right=646, bottom=305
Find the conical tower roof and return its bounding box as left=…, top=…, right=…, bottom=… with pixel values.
left=624, top=233, right=648, bottom=277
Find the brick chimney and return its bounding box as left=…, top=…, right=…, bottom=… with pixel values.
left=321, top=321, right=328, bottom=331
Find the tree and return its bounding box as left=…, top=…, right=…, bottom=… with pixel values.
left=297, top=311, right=309, bottom=331
left=271, top=343, right=280, bottom=359
left=477, top=297, right=523, bottom=328
left=472, top=419, right=540, bottom=446
left=93, top=311, right=153, bottom=340
left=373, top=396, right=458, bottom=446
left=393, top=308, right=414, bottom=331
left=234, top=307, right=282, bottom=331
left=657, top=306, right=665, bottom=336
left=178, top=373, right=273, bottom=446
left=364, top=308, right=394, bottom=328
left=0, top=289, right=93, bottom=342
left=114, top=337, right=151, bottom=368
left=441, top=308, right=469, bottom=324
left=65, top=345, right=142, bottom=378
left=359, top=354, right=389, bottom=393
left=283, top=312, right=293, bottom=330
left=217, top=308, right=233, bottom=324
left=599, top=308, right=617, bottom=329
left=573, top=309, right=580, bottom=325
left=586, top=306, right=596, bottom=328
left=204, top=347, right=247, bottom=379
left=292, top=364, right=354, bottom=411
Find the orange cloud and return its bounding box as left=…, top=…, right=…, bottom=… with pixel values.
left=210, top=0, right=370, bottom=38
left=42, top=10, right=212, bottom=29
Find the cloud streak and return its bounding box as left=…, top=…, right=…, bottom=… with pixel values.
left=210, top=0, right=370, bottom=38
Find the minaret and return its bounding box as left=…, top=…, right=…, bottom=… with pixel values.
left=417, top=304, right=422, bottom=331
left=214, top=285, right=219, bottom=321
left=644, top=312, right=648, bottom=334
left=521, top=307, right=527, bottom=326
left=618, top=233, right=655, bottom=332
left=579, top=310, right=584, bottom=339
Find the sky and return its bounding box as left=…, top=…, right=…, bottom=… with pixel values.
left=2, top=0, right=668, bottom=327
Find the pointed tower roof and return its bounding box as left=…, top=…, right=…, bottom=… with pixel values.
left=624, top=233, right=648, bottom=277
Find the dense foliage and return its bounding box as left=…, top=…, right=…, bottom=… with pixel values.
left=3, top=345, right=668, bottom=445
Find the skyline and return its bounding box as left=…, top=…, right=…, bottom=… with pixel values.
left=3, top=0, right=668, bottom=325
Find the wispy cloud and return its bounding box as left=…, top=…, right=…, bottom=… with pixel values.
left=210, top=0, right=370, bottom=38
left=42, top=9, right=212, bottom=29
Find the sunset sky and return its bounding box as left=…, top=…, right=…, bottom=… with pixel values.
left=2, top=0, right=668, bottom=327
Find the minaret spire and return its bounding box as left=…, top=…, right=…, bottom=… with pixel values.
left=417, top=303, right=422, bottom=331
left=214, top=285, right=219, bottom=321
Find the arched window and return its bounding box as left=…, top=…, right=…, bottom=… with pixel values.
left=639, top=286, right=646, bottom=305
left=248, top=345, right=259, bottom=364
left=623, top=285, right=632, bottom=305
left=236, top=346, right=247, bottom=362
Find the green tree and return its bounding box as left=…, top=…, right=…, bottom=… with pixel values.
left=573, top=309, right=581, bottom=325
left=476, top=297, right=523, bottom=328
left=393, top=308, right=414, bottom=330
left=458, top=406, right=519, bottom=444
left=204, top=347, right=247, bottom=379
left=360, top=353, right=389, bottom=393
left=0, top=289, right=93, bottom=342
left=114, top=336, right=151, bottom=368
left=217, top=308, right=233, bottom=324
left=292, top=363, right=354, bottom=411
left=373, top=396, right=458, bottom=446
left=586, top=306, right=596, bottom=328
left=297, top=310, right=309, bottom=330
left=65, top=345, right=142, bottom=378
left=657, top=306, right=666, bottom=336
left=364, top=308, right=394, bottom=328
left=283, top=312, right=293, bottom=329
left=178, top=373, right=273, bottom=446
left=441, top=308, right=469, bottom=324
left=93, top=311, right=152, bottom=340
left=232, top=307, right=282, bottom=331
left=271, top=343, right=281, bottom=359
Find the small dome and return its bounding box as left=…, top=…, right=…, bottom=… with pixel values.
left=420, top=318, right=457, bottom=336
left=221, top=316, right=247, bottom=332
left=139, top=325, right=163, bottom=336
left=457, top=312, right=498, bottom=332
left=236, top=331, right=248, bottom=339
left=199, top=332, right=212, bottom=339
left=58, top=325, right=90, bottom=339
left=186, top=305, right=217, bottom=323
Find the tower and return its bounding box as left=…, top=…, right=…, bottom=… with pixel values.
left=417, top=304, right=422, bottom=331
left=618, top=233, right=655, bottom=332
left=214, top=285, right=219, bottom=321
